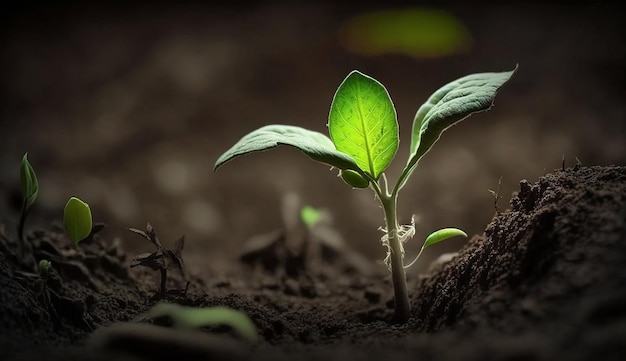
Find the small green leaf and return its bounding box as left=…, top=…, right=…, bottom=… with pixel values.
left=20, top=153, right=38, bottom=209
left=145, top=303, right=258, bottom=342
left=38, top=259, right=52, bottom=275
left=329, top=70, right=398, bottom=179
left=301, top=205, right=323, bottom=229
left=214, top=124, right=362, bottom=174
left=64, top=197, right=93, bottom=245
left=423, top=228, right=467, bottom=249
left=340, top=169, right=370, bottom=188
left=400, top=67, right=517, bottom=189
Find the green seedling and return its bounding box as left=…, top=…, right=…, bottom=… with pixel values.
left=215, top=67, right=516, bottom=322
left=38, top=259, right=52, bottom=276
left=300, top=205, right=324, bottom=230
left=35, top=259, right=55, bottom=315
left=142, top=302, right=258, bottom=342
left=18, top=153, right=39, bottom=243
left=63, top=196, right=93, bottom=246
left=299, top=203, right=372, bottom=275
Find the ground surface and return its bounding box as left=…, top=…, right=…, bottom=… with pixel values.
left=1, top=165, right=625, bottom=361
left=1, top=2, right=625, bottom=361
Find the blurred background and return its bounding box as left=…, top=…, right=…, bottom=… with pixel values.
left=1, top=2, right=624, bottom=274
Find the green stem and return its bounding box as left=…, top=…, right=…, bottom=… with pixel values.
left=380, top=192, right=410, bottom=323
left=18, top=200, right=28, bottom=243
left=17, top=200, right=30, bottom=263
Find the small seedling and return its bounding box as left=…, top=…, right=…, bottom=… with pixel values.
left=34, top=258, right=56, bottom=316
left=128, top=223, right=187, bottom=298
left=18, top=153, right=38, bottom=243
left=300, top=205, right=324, bottom=230
left=38, top=259, right=52, bottom=276
left=37, top=259, right=52, bottom=294
left=63, top=196, right=93, bottom=246
left=215, top=67, right=516, bottom=322
left=488, top=176, right=503, bottom=215
left=141, top=302, right=258, bottom=342
left=299, top=203, right=372, bottom=275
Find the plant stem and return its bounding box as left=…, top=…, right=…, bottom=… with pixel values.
left=17, top=200, right=30, bottom=260
left=18, top=200, right=28, bottom=243
left=381, top=193, right=410, bottom=323
left=159, top=269, right=167, bottom=298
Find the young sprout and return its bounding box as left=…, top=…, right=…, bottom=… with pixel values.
left=18, top=153, right=39, bottom=243
left=300, top=205, right=323, bottom=230
left=128, top=223, right=186, bottom=298
left=38, top=259, right=52, bottom=276
left=35, top=258, right=55, bottom=315
left=214, top=66, right=517, bottom=322
left=142, top=302, right=258, bottom=342
left=64, top=196, right=93, bottom=246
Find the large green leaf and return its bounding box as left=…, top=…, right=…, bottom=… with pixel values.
left=399, top=67, right=517, bottom=189
left=214, top=124, right=361, bottom=173
left=409, top=67, right=516, bottom=164
left=328, top=70, right=398, bottom=180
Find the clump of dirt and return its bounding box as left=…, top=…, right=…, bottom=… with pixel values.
left=1, top=165, right=624, bottom=361
left=410, top=165, right=626, bottom=359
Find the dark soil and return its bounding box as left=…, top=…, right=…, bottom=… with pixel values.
left=1, top=165, right=625, bottom=361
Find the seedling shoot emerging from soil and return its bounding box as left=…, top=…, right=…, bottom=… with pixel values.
left=128, top=223, right=186, bottom=298
left=214, top=67, right=517, bottom=322
left=64, top=196, right=93, bottom=246
left=19, top=153, right=38, bottom=243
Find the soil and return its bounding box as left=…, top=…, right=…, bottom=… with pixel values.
left=1, top=3, right=625, bottom=361
left=1, top=165, right=625, bottom=361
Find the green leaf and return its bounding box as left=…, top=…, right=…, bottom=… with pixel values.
left=145, top=303, right=258, bottom=342
left=64, top=197, right=93, bottom=245
left=329, top=70, right=398, bottom=179
left=301, top=205, right=323, bottom=229
left=214, top=124, right=362, bottom=174
left=400, top=67, right=517, bottom=189
left=340, top=169, right=370, bottom=189
left=423, top=228, right=467, bottom=249
left=20, top=153, right=38, bottom=209
left=38, top=259, right=52, bottom=275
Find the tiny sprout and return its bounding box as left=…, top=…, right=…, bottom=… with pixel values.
left=38, top=259, right=52, bottom=276
left=488, top=176, right=503, bottom=214
left=36, top=259, right=53, bottom=312
left=143, top=302, right=258, bottom=342
left=63, top=196, right=93, bottom=246
left=215, top=66, right=517, bottom=322
left=18, top=152, right=39, bottom=242
left=128, top=223, right=186, bottom=298
left=300, top=205, right=323, bottom=229
left=21, top=153, right=38, bottom=209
